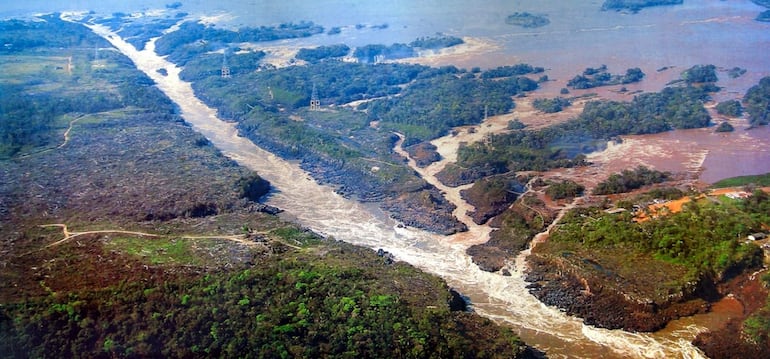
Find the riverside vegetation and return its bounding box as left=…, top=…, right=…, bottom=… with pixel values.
left=176, top=43, right=541, bottom=233
left=58, top=9, right=770, bottom=357
left=0, top=16, right=535, bottom=358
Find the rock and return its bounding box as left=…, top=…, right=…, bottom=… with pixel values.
left=448, top=288, right=469, bottom=312
left=524, top=282, right=540, bottom=289
left=466, top=245, right=507, bottom=272
left=524, top=253, right=712, bottom=332
left=247, top=203, right=283, bottom=215
left=376, top=248, right=395, bottom=264
left=404, top=142, right=441, bottom=168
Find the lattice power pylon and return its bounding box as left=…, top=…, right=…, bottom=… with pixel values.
left=310, top=83, right=321, bottom=111
left=221, top=52, right=231, bottom=79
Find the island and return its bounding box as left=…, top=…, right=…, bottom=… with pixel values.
left=601, top=0, right=684, bottom=12
left=505, top=12, right=550, bottom=28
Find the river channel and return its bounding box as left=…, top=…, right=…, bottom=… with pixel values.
left=75, top=16, right=720, bottom=359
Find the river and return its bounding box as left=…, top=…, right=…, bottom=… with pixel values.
left=71, top=14, right=720, bottom=358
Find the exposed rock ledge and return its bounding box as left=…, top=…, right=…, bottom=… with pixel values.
left=524, top=254, right=714, bottom=332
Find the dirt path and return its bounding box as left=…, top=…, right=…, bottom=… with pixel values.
left=18, top=114, right=86, bottom=158
left=57, top=114, right=86, bottom=149
left=392, top=133, right=490, bottom=244
left=37, top=223, right=301, bottom=250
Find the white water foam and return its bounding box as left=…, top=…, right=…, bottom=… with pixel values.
left=75, top=16, right=707, bottom=358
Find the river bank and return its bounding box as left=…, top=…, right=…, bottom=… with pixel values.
left=69, top=11, right=723, bottom=358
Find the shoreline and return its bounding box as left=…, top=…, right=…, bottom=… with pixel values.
left=57, top=6, right=764, bottom=358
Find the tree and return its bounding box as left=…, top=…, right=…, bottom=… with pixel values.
left=715, top=121, right=734, bottom=133
left=681, top=64, right=718, bottom=84
left=743, top=76, right=770, bottom=127
left=716, top=99, right=743, bottom=117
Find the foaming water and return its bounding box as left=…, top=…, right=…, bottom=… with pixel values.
left=76, top=17, right=709, bottom=358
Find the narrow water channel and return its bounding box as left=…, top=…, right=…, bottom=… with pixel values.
left=79, top=18, right=709, bottom=358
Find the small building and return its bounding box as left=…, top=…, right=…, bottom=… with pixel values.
left=748, top=233, right=767, bottom=241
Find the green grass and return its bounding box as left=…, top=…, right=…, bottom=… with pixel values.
left=107, top=236, right=200, bottom=265
left=713, top=172, right=770, bottom=188
left=269, top=227, right=320, bottom=246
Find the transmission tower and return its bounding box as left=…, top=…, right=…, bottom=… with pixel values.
left=221, top=51, right=231, bottom=79
left=310, top=83, right=321, bottom=111
left=92, top=45, right=105, bottom=69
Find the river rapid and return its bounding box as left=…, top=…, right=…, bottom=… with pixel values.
left=70, top=14, right=722, bottom=358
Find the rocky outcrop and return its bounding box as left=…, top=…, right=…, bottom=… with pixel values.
left=448, top=288, right=469, bottom=312
left=245, top=202, right=283, bottom=215
left=383, top=188, right=467, bottom=235
left=435, top=163, right=504, bottom=187
left=404, top=142, right=441, bottom=168
left=693, top=271, right=770, bottom=358
left=524, top=254, right=712, bottom=332
left=460, top=176, right=524, bottom=225
left=234, top=125, right=465, bottom=234
left=467, top=196, right=555, bottom=272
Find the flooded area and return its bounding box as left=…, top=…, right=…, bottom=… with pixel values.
left=587, top=124, right=770, bottom=187
left=8, top=0, right=765, bottom=357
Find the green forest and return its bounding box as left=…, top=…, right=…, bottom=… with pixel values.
left=566, top=65, right=645, bottom=89
left=296, top=44, right=351, bottom=63
left=533, top=97, right=572, bottom=113
left=0, top=15, right=175, bottom=158
left=154, top=20, right=324, bottom=65
left=744, top=76, right=770, bottom=127
left=593, top=166, right=670, bottom=195
left=1, top=241, right=528, bottom=358
left=351, top=36, right=464, bottom=63
left=546, top=190, right=767, bottom=298
left=716, top=99, right=743, bottom=117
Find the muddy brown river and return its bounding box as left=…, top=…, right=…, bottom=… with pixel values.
left=77, top=17, right=731, bottom=358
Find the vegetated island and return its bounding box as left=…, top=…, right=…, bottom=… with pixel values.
left=758, top=10, right=770, bottom=22
left=601, top=0, right=684, bottom=12
left=567, top=64, right=645, bottom=89
left=505, top=12, right=550, bottom=28
left=0, top=15, right=537, bottom=358
left=352, top=35, right=465, bottom=63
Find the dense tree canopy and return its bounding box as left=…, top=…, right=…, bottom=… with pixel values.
left=155, top=21, right=324, bottom=65
left=743, top=76, right=770, bottom=127
left=716, top=99, right=743, bottom=117
left=682, top=64, right=718, bottom=84
left=567, top=66, right=645, bottom=89
left=296, top=44, right=351, bottom=63
left=593, top=166, right=670, bottom=195
left=533, top=97, right=572, bottom=113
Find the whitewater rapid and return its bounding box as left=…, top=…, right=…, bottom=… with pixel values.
left=78, top=17, right=707, bottom=359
